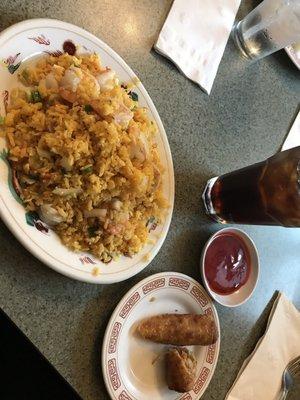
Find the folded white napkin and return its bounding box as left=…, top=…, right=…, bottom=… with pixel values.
left=281, top=110, right=300, bottom=151
left=226, top=292, right=300, bottom=400
left=154, top=0, right=241, bottom=94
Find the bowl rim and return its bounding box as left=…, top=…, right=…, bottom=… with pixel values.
left=200, top=227, right=260, bottom=307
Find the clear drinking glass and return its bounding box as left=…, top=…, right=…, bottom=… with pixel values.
left=232, top=0, right=300, bottom=61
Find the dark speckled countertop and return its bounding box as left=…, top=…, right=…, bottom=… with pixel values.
left=0, top=1, right=299, bottom=399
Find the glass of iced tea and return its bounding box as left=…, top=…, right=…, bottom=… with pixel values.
left=202, top=147, right=300, bottom=227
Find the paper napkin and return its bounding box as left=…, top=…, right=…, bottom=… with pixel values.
left=281, top=111, right=300, bottom=151
left=154, top=0, right=241, bottom=94
left=226, top=292, right=300, bottom=400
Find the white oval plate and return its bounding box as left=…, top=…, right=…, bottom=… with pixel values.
left=0, top=19, right=174, bottom=283
left=102, top=272, right=220, bottom=400
left=285, top=43, right=300, bottom=70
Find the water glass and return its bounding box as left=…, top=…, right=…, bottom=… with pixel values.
left=232, top=0, right=300, bottom=61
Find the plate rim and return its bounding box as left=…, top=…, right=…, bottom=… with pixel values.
left=0, top=18, right=175, bottom=284
left=101, top=271, right=221, bottom=400
left=285, top=44, right=300, bottom=70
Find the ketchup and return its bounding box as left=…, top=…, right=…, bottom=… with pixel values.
left=204, top=232, right=251, bottom=295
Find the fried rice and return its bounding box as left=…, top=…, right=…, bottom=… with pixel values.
left=1, top=53, right=167, bottom=263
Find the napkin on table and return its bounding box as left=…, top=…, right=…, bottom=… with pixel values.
left=154, top=0, right=241, bottom=94
left=226, top=292, right=300, bottom=400
left=281, top=110, right=300, bottom=151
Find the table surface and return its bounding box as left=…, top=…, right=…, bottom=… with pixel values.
left=0, top=1, right=299, bottom=399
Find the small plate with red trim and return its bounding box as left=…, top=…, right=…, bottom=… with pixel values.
left=102, top=272, right=220, bottom=400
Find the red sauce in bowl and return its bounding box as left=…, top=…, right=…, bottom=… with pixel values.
left=204, top=232, right=251, bottom=295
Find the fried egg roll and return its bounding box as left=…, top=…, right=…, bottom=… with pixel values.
left=166, top=347, right=197, bottom=392
left=137, top=313, right=218, bottom=346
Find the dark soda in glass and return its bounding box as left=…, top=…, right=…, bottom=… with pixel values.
left=202, top=147, right=300, bottom=227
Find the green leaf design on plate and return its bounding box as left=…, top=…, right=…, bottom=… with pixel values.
left=8, top=62, right=21, bottom=74
left=146, top=215, right=158, bottom=232
left=146, top=216, right=155, bottom=227
left=0, top=149, right=23, bottom=204
left=25, top=211, right=39, bottom=227
left=0, top=148, right=8, bottom=161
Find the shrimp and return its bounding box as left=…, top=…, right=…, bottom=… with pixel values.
left=60, top=67, right=82, bottom=92
left=39, top=204, right=64, bottom=225
left=59, top=87, right=78, bottom=103
left=90, top=100, right=133, bottom=128
left=59, top=67, right=81, bottom=103
left=96, top=68, right=118, bottom=91
left=44, top=72, right=59, bottom=89
left=130, top=136, right=148, bottom=163
left=106, top=223, right=123, bottom=235
left=114, top=105, right=133, bottom=128
left=59, top=66, right=100, bottom=103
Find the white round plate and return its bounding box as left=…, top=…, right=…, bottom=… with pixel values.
left=0, top=19, right=174, bottom=283
left=102, top=272, right=220, bottom=400
left=285, top=43, right=300, bottom=70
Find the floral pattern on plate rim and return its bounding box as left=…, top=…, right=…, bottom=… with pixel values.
left=0, top=52, right=21, bottom=74
left=28, top=34, right=50, bottom=45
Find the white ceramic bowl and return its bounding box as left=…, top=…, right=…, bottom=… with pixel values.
left=200, top=227, right=259, bottom=307
left=0, top=19, right=174, bottom=283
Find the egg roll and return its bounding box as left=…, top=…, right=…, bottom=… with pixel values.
left=137, top=313, right=218, bottom=346
left=166, top=347, right=197, bottom=392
